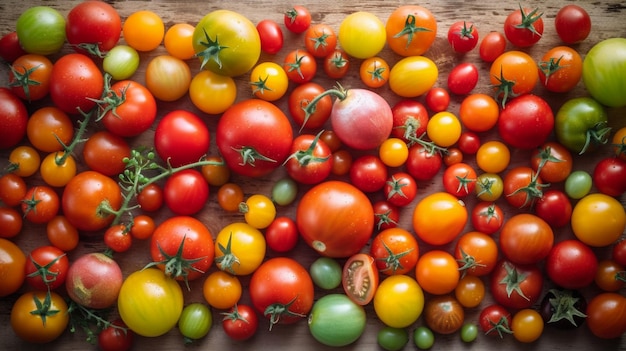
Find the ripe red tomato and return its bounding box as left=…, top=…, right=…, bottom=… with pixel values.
left=498, top=94, right=554, bottom=149
left=613, top=239, right=626, bottom=267
left=479, top=31, right=506, bottom=63
left=49, top=53, right=104, bottom=115
left=503, top=166, right=545, bottom=209
left=554, top=4, right=591, bottom=44
left=384, top=172, right=418, bottom=207
left=490, top=260, right=543, bottom=309
left=342, top=253, right=379, bottom=305
left=101, top=80, right=157, bottom=137
left=163, top=169, right=209, bottom=216
left=391, top=100, right=429, bottom=143
left=447, top=21, right=479, bottom=53
left=24, top=245, right=68, bottom=291
left=372, top=200, right=400, bottom=231
left=405, top=145, right=442, bottom=182
left=442, top=162, right=477, bottom=197
left=9, top=54, right=53, bottom=101
left=504, top=5, right=544, bottom=47
left=349, top=155, right=388, bottom=193
left=424, top=87, right=450, bottom=113
left=283, top=49, right=317, bottom=84
left=545, top=239, right=598, bottom=289
left=593, top=157, right=626, bottom=197
left=66, top=1, right=121, bottom=56
left=323, top=49, right=350, bottom=79
left=0, top=31, right=27, bottom=63
left=104, top=224, right=132, bottom=253
left=534, top=189, right=572, bottom=228
left=489, top=51, right=538, bottom=106
left=154, top=110, right=210, bottom=168
left=499, top=213, right=554, bottom=265
left=0, top=87, right=28, bottom=149
left=222, top=304, right=259, bottom=341
left=284, top=133, right=333, bottom=185
left=447, top=62, right=479, bottom=95
left=98, top=319, right=134, bottom=351
left=21, top=185, right=60, bottom=224
left=454, top=231, right=498, bottom=277
left=370, top=227, right=419, bottom=275
left=479, top=304, right=513, bottom=338
left=288, top=82, right=333, bottom=130
left=284, top=6, right=311, bottom=34
left=256, top=19, right=283, bottom=54
left=470, top=201, right=504, bottom=235
left=265, top=216, right=298, bottom=253
left=82, top=130, right=131, bottom=177
left=304, top=23, right=337, bottom=58
left=586, top=293, right=626, bottom=339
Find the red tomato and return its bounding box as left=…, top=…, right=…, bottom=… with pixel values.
left=391, top=100, right=429, bottom=143
left=534, top=189, right=572, bottom=228
left=0, top=207, right=22, bottom=239
left=285, top=132, right=333, bottom=185
left=470, top=201, right=504, bottom=235
left=21, top=185, right=60, bottom=224
left=323, top=49, right=350, bottom=79
left=24, top=245, right=68, bottom=291
left=98, top=319, right=134, bottom=351
left=342, top=253, right=379, bottom=305
left=104, top=224, right=132, bottom=253
left=530, top=142, right=573, bottom=183
left=504, top=5, right=544, bottom=47
left=163, top=169, right=209, bottom=216
left=498, top=94, right=554, bottom=149
left=288, top=82, right=333, bottom=130
left=613, top=239, right=626, bottom=267
left=454, top=231, right=498, bottom=277
left=593, top=157, right=626, bottom=197
left=442, top=162, right=477, bottom=197
left=384, top=172, right=418, bottom=207
left=479, top=304, right=513, bottom=338
left=447, top=21, right=479, bottom=53
left=49, top=53, right=104, bottom=115
left=154, top=110, right=210, bottom=168
left=424, top=87, right=450, bottom=113
left=586, top=293, right=626, bottom=339
left=369, top=227, right=419, bottom=275
left=283, top=49, right=317, bottom=84
left=256, top=19, right=283, bottom=54
left=284, top=6, right=311, bottom=34
left=405, top=145, right=442, bottom=182
left=372, top=200, right=400, bottom=231
left=349, top=155, right=388, bottom=193
left=304, top=23, right=337, bottom=58
left=66, top=1, right=121, bottom=56
left=265, top=216, right=299, bottom=253
left=503, top=166, right=545, bottom=209
left=490, top=260, right=543, bottom=309
left=0, top=31, right=27, bottom=63
left=499, top=213, right=554, bottom=265
left=82, top=130, right=131, bottom=177
left=537, top=46, right=583, bottom=93
left=479, top=31, right=506, bottom=63
left=555, top=4, right=591, bottom=44
left=0, top=87, right=28, bottom=149
left=101, top=80, right=157, bottom=137
left=447, top=62, right=479, bottom=95
left=545, top=239, right=598, bottom=289
left=137, top=183, right=163, bottom=212
left=222, top=304, right=259, bottom=341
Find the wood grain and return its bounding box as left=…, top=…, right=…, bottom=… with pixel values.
left=1, top=1, right=625, bottom=350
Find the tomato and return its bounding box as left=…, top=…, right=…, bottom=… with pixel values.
left=470, top=201, right=504, bottom=235
left=163, top=169, right=209, bottom=216
left=530, top=142, right=573, bottom=183
left=475, top=172, right=504, bottom=202
left=249, top=257, right=314, bottom=329
left=565, top=170, right=593, bottom=199
left=309, top=257, right=342, bottom=290
left=448, top=21, right=478, bottom=54
left=271, top=177, right=298, bottom=206
left=499, top=213, right=553, bottom=265
left=424, top=295, right=465, bottom=335
left=46, top=216, right=79, bottom=251
left=425, top=87, right=450, bottom=113
left=304, top=23, right=337, bottom=58
left=372, top=200, right=401, bottom=231
left=458, top=131, right=481, bottom=156
left=539, top=288, right=587, bottom=329
left=0, top=206, right=22, bottom=239
left=123, top=10, right=164, bottom=52
left=265, top=216, right=299, bottom=253
left=534, top=189, right=573, bottom=228
left=26, top=107, right=74, bottom=153
left=283, top=49, right=317, bottom=84
left=373, top=274, right=424, bottom=328
left=66, top=1, right=121, bottom=56
left=427, top=111, right=461, bottom=147
left=370, top=228, right=418, bottom=276
left=613, top=239, right=626, bottom=266
left=479, top=304, right=513, bottom=338
left=455, top=275, right=486, bottom=308
left=257, top=19, right=283, bottom=55
left=284, top=6, right=311, bottom=34
left=586, top=293, right=626, bottom=339
left=221, top=304, right=259, bottom=341
left=62, top=171, right=122, bottom=232
left=413, top=326, right=435, bottom=349
left=214, top=222, right=266, bottom=275
left=0, top=88, right=28, bottom=149
left=503, top=166, right=545, bottom=209
left=118, top=268, right=184, bottom=337
left=459, top=93, right=499, bottom=132
left=0, top=174, right=26, bottom=207
left=385, top=5, right=437, bottom=56
left=202, top=270, right=242, bottom=309
left=189, top=70, right=237, bottom=115
left=389, top=56, right=438, bottom=98
left=145, top=55, right=191, bottom=101
left=538, top=46, right=583, bottom=93
left=249, top=62, right=288, bottom=101
left=571, top=193, right=626, bottom=247
left=0, top=31, right=26, bottom=63
left=65, top=252, right=123, bottom=309
left=10, top=290, right=69, bottom=343
left=24, top=245, right=67, bottom=291
left=297, top=181, right=374, bottom=258
left=612, top=126, right=626, bottom=160
left=384, top=172, right=418, bottom=207
left=349, top=155, right=388, bottom=193
left=308, top=293, right=367, bottom=347
left=595, top=259, right=625, bottom=292
left=102, top=45, right=140, bottom=80
left=0, top=238, right=26, bottom=297
left=21, top=185, right=59, bottom=225
left=98, top=319, right=134, bottom=351
left=377, top=326, right=409, bottom=351
left=82, top=131, right=131, bottom=176
left=342, top=253, right=379, bottom=306
left=555, top=4, right=591, bottom=44
left=479, top=31, right=506, bottom=63
left=154, top=110, right=210, bottom=168
left=129, top=215, right=155, bottom=240
left=593, top=157, right=626, bottom=197
left=338, top=11, right=386, bottom=59
left=359, top=56, right=389, bottom=88
left=454, top=231, right=498, bottom=277
left=498, top=94, right=554, bottom=150
left=284, top=132, right=333, bottom=185
left=447, top=62, right=479, bottom=95
left=412, top=192, right=467, bottom=246
left=16, top=6, right=66, bottom=55
left=323, top=49, right=350, bottom=79
left=40, top=152, right=77, bottom=187
left=379, top=138, right=409, bottom=168
left=504, top=5, right=544, bottom=47
left=216, top=183, right=244, bottom=212
left=240, top=194, right=276, bottom=229
left=545, top=239, right=598, bottom=291
left=288, top=82, right=332, bottom=130
left=217, top=99, right=293, bottom=178
left=415, top=250, right=460, bottom=295
left=390, top=99, right=429, bottom=143
left=100, top=80, right=157, bottom=137
left=490, top=260, right=543, bottom=310
left=442, top=162, right=476, bottom=198
left=164, top=23, right=196, bottom=60
left=104, top=224, right=132, bottom=253
left=489, top=51, right=538, bottom=106
left=511, top=309, right=544, bottom=343
left=582, top=38, right=626, bottom=108
left=49, top=53, right=104, bottom=115
left=137, top=183, right=163, bottom=212
left=9, top=145, right=40, bottom=177
left=9, top=54, right=52, bottom=101
left=331, top=150, right=352, bottom=176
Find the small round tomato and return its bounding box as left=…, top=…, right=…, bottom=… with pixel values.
left=288, top=82, right=332, bottom=130
left=26, top=106, right=73, bottom=153
left=338, top=11, right=386, bottom=59
left=427, top=111, right=461, bottom=147
left=264, top=216, right=298, bottom=253
left=498, top=94, right=554, bottom=150
left=82, top=130, right=131, bottom=176
left=384, top=172, right=418, bottom=207
left=447, top=62, right=479, bottom=95
left=504, top=5, right=544, bottom=47
left=342, top=253, right=379, bottom=305
left=373, top=274, right=424, bottom=328
left=457, top=132, right=480, bottom=156
left=595, top=259, right=625, bottom=292
left=455, top=275, right=486, bottom=308
left=459, top=93, right=500, bottom=132
left=284, top=5, right=311, bottom=34
left=200, top=155, right=229, bottom=187
left=217, top=183, right=244, bottom=212
left=415, top=250, right=460, bottom=295
left=372, top=200, right=401, bottom=231
left=479, top=31, right=507, bottom=63
left=283, top=49, right=317, bottom=84
left=349, top=155, right=388, bottom=193
left=129, top=215, right=155, bottom=240
left=442, top=162, right=477, bottom=198
left=571, top=193, right=626, bottom=247
left=145, top=55, right=191, bottom=101
left=102, top=45, right=140, bottom=80
left=586, top=293, right=626, bottom=339
left=249, top=62, right=288, bottom=101
left=534, top=189, right=573, bottom=228
left=137, top=183, right=163, bottom=212
left=479, top=304, right=513, bottom=338
left=154, top=110, right=210, bottom=168
left=613, top=239, right=626, bottom=267
left=360, top=56, right=390, bottom=88
left=385, top=5, right=437, bottom=57
left=538, top=46, right=583, bottom=93
left=257, top=19, right=284, bottom=55
left=503, top=166, right=545, bottom=209
left=0, top=206, right=22, bottom=239
left=425, top=87, right=450, bottom=113
left=489, top=51, right=538, bottom=106
left=370, top=227, right=419, bottom=276
left=555, top=4, right=591, bottom=44
left=323, top=49, right=350, bottom=79
left=530, top=142, right=573, bottom=183
left=214, top=222, right=266, bottom=275
left=491, top=260, right=544, bottom=310
left=413, top=192, right=467, bottom=246
left=471, top=201, right=504, bottom=235
left=164, top=23, right=196, bottom=60
left=163, top=169, right=209, bottom=216
left=379, top=138, right=409, bottom=168
left=512, top=309, right=544, bottom=343
left=454, top=231, right=498, bottom=277
left=189, top=70, right=237, bottom=115
left=304, top=23, right=337, bottom=58
left=8, top=145, right=40, bottom=177
left=21, top=185, right=59, bottom=224
left=389, top=56, right=438, bottom=98
left=448, top=21, right=479, bottom=53
left=423, top=295, right=465, bottom=335
left=475, top=173, right=504, bottom=202
left=11, top=290, right=69, bottom=343
left=98, top=319, right=134, bottom=351
left=9, top=53, right=52, bottom=101
left=309, top=257, right=343, bottom=290
left=0, top=238, right=26, bottom=297
left=202, top=270, right=242, bottom=310
left=221, top=304, right=259, bottom=341
left=46, top=216, right=79, bottom=252
left=271, top=178, right=298, bottom=207
left=240, top=194, right=276, bottom=230
left=122, top=10, right=164, bottom=52
left=499, top=213, right=554, bottom=265
left=24, top=245, right=68, bottom=291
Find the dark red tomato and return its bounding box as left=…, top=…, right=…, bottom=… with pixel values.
left=256, top=19, right=283, bottom=55
left=349, top=155, right=388, bottom=193
left=0, top=87, right=28, bottom=149
left=285, top=132, right=333, bottom=185
left=457, top=131, right=480, bottom=155
left=534, top=189, right=572, bottom=228
left=479, top=304, right=513, bottom=338
left=66, top=1, right=121, bottom=56
left=21, top=185, right=60, bottom=224
left=424, top=87, right=450, bottom=113
left=101, top=80, right=157, bottom=137
left=503, top=166, right=545, bottom=209
left=545, top=239, right=598, bottom=289
left=0, top=206, right=22, bottom=239
left=49, top=53, right=104, bottom=115
left=613, top=240, right=626, bottom=267
left=283, top=49, right=317, bottom=84
left=530, top=142, right=573, bottom=183
left=593, top=157, right=626, bottom=197
left=163, top=169, right=209, bottom=216
left=490, top=260, right=543, bottom=310
left=222, top=304, right=259, bottom=341
left=82, top=130, right=131, bottom=176
left=0, top=31, right=27, bottom=63
left=443, top=147, right=463, bottom=166
left=384, top=172, right=418, bottom=207
left=304, top=23, right=337, bottom=58
left=504, top=5, right=544, bottom=47
left=137, top=183, right=164, bottom=212
left=150, top=216, right=214, bottom=283
left=323, top=49, right=350, bottom=79
left=284, top=5, right=311, bottom=34
left=499, top=213, right=554, bottom=265
left=154, top=110, right=210, bottom=168
left=265, top=216, right=299, bottom=253
left=498, top=94, right=554, bottom=150
left=24, top=245, right=68, bottom=291
left=554, top=4, right=591, bottom=44
left=406, top=145, right=442, bottom=182
left=479, top=31, right=507, bottom=63
left=104, top=224, right=132, bottom=253
left=98, top=319, right=134, bottom=351
left=471, top=201, right=504, bottom=235
left=342, top=253, right=379, bottom=305
left=447, top=63, right=478, bottom=95
left=391, top=100, right=429, bottom=143
left=0, top=173, right=27, bottom=207
left=217, top=99, right=293, bottom=178
left=288, top=82, right=333, bottom=130
left=586, top=293, right=626, bottom=339
left=249, top=257, right=314, bottom=329
left=448, top=21, right=479, bottom=53
left=442, top=162, right=477, bottom=197
left=372, top=200, right=400, bottom=231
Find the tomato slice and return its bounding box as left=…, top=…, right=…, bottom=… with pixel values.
left=342, top=253, right=379, bottom=305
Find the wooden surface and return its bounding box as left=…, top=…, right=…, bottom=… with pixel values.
left=1, top=0, right=625, bottom=350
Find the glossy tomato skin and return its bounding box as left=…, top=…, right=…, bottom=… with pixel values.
left=154, top=110, right=209, bottom=168
left=0, top=31, right=27, bottom=62
left=370, top=227, right=419, bottom=275
left=82, top=131, right=131, bottom=177
left=349, top=155, right=388, bottom=193
left=297, top=181, right=374, bottom=258
left=0, top=238, right=26, bottom=297
left=490, top=260, right=543, bottom=310
left=24, top=245, right=68, bottom=291
left=0, top=87, right=28, bottom=149
left=163, top=169, right=209, bottom=215
left=499, top=213, right=554, bottom=265
left=447, top=21, right=479, bottom=53
left=66, top=1, right=122, bottom=56
left=454, top=231, right=498, bottom=277
left=385, top=5, right=437, bottom=57
left=284, top=6, right=311, bottom=34
left=373, top=274, right=424, bottom=328
left=405, top=145, right=442, bottom=182
left=534, top=189, right=572, bottom=228
left=555, top=97, right=609, bottom=154
left=504, top=6, right=544, bottom=47
left=423, top=295, right=465, bottom=335
left=498, top=94, right=554, bottom=149
left=285, top=133, right=333, bottom=185
left=586, top=293, right=626, bottom=339
left=288, top=82, right=332, bottom=130
left=412, top=192, right=467, bottom=246
left=9, top=54, right=53, bottom=101
left=98, top=319, right=134, bottom=351
left=390, top=99, right=429, bottom=143
left=479, top=31, right=506, bottom=63
left=217, top=99, right=293, bottom=177
left=555, top=4, right=591, bottom=44
left=49, top=53, right=104, bottom=115
left=538, top=46, right=583, bottom=93
left=447, top=63, right=478, bottom=95
left=101, top=80, right=157, bottom=137
left=256, top=19, right=283, bottom=54
left=479, top=304, right=512, bottom=338
left=593, top=157, right=626, bottom=197
left=308, top=294, right=367, bottom=347
left=10, top=290, right=69, bottom=343
left=545, top=239, right=598, bottom=289
left=222, top=304, right=259, bottom=341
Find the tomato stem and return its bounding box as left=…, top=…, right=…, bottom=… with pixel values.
left=263, top=295, right=306, bottom=331
left=300, top=83, right=347, bottom=130
left=26, top=251, right=67, bottom=286
left=143, top=235, right=206, bottom=291
left=67, top=300, right=126, bottom=344
left=393, top=14, right=433, bottom=49
left=282, top=130, right=330, bottom=167
left=8, top=62, right=41, bottom=103
left=29, top=291, right=60, bottom=327
left=55, top=108, right=94, bottom=166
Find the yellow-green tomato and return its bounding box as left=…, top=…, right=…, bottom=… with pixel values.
left=338, top=11, right=386, bottom=59
left=373, top=274, right=424, bottom=328
left=178, top=303, right=212, bottom=342
left=118, top=268, right=184, bottom=337
left=389, top=56, right=438, bottom=97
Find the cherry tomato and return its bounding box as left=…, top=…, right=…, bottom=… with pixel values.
left=164, top=23, right=195, bottom=60
left=555, top=4, right=591, bottom=44
left=284, top=6, right=311, bottom=34
left=256, top=19, right=284, bottom=55
left=304, top=23, right=337, bottom=58
left=323, top=49, right=350, bottom=79
left=360, top=56, right=390, bottom=88
left=424, top=87, right=450, bottom=113
left=265, top=216, right=299, bottom=253
left=415, top=250, right=460, bottom=295
left=370, top=227, right=419, bottom=276
left=479, top=31, right=507, bottom=63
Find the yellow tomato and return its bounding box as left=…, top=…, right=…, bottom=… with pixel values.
left=40, top=152, right=77, bottom=187
left=511, top=309, right=544, bottom=343
left=571, top=193, right=626, bottom=247
left=426, top=111, right=461, bottom=147
left=0, top=238, right=26, bottom=297
left=189, top=70, right=236, bottom=115
left=373, top=274, right=424, bottom=328
left=202, top=270, right=242, bottom=309
left=338, top=11, right=386, bottom=59
left=8, top=145, right=40, bottom=177
left=379, top=138, right=409, bottom=167
left=249, top=62, right=289, bottom=101
left=476, top=140, right=510, bottom=174
left=413, top=192, right=467, bottom=246
left=11, top=291, right=69, bottom=343
left=389, top=56, right=438, bottom=97
left=214, top=222, right=266, bottom=275
left=240, top=194, right=276, bottom=229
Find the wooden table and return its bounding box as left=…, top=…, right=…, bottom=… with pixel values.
left=1, top=1, right=625, bottom=350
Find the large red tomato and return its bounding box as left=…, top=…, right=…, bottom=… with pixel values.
left=49, top=53, right=104, bottom=115
left=296, top=180, right=374, bottom=258
left=498, top=94, right=554, bottom=150
left=154, top=110, right=210, bottom=168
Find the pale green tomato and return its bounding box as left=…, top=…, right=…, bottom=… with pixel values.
left=564, top=170, right=592, bottom=199
left=103, top=45, right=140, bottom=80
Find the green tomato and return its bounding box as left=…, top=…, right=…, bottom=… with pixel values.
left=271, top=177, right=298, bottom=206
left=377, top=326, right=409, bottom=351
left=460, top=323, right=478, bottom=343
left=413, top=326, right=435, bottom=349
left=178, top=303, right=212, bottom=343
left=565, top=170, right=593, bottom=199
left=308, top=294, right=366, bottom=347
left=309, top=257, right=342, bottom=290
left=338, top=11, right=387, bottom=59
left=583, top=38, right=626, bottom=108
left=555, top=97, right=610, bottom=155
left=16, top=6, right=66, bottom=55
left=192, top=9, right=261, bottom=77
left=103, top=45, right=140, bottom=80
